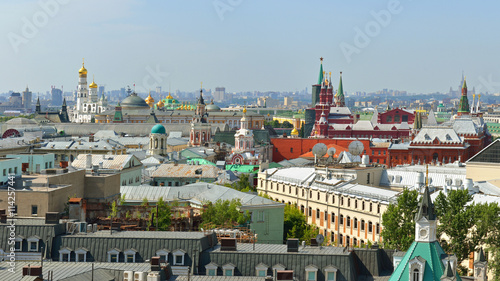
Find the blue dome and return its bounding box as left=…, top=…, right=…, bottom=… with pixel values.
left=151, top=124, right=166, bottom=134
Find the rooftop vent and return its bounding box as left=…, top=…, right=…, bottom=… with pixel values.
left=45, top=212, right=59, bottom=224
left=220, top=238, right=237, bottom=251
left=276, top=270, right=294, bottom=281
left=286, top=239, right=299, bottom=252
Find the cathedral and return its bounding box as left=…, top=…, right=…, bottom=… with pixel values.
left=72, top=59, right=109, bottom=123
left=226, top=107, right=259, bottom=165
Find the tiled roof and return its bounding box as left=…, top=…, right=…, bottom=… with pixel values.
left=71, top=154, right=140, bottom=170
left=152, top=163, right=221, bottom=179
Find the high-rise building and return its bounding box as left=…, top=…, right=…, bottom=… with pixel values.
left=214, top=87, right=225, bottom=102
left=51, top=87, right=63, bottom=106
left=22, top=86, right=32, bottom=111
left=156, top=86, right=162, bottom=97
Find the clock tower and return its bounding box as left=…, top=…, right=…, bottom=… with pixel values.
left=414, top=186, right=437, bottom=243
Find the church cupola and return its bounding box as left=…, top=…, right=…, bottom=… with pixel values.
left=457, top=77, right=470, bottom=116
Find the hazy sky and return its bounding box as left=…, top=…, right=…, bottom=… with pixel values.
left=1, top=0, right=499, bottom=95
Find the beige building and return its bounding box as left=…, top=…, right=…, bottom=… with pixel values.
left=0, top=169, right=120, bottom=219
left=257, top=166, right=399, bottom=247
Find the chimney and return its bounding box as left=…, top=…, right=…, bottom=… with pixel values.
left=86, top=154, right=92, bottom=169
left=23, top=265, right=42, bottom=277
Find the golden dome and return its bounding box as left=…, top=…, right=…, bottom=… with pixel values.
left=156, top=99, right=164, bottom=108
left=89, top=76, right=97, bottom=88
left=291, top=128, right=299, bottom=135
left=166, top=93, right=173, bottom=99
left=78, top=59, right=87, bottom=76
left=145, top=93, right=155, bottom=107
left=243, top=106, right=247, bottom=114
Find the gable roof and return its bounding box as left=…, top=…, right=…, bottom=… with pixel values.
left=466, top=139, right=500, bottom=164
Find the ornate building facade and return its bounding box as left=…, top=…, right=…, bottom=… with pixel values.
left=72, top=60, right=109, bottom=123
left=226, top=107, right=259, bottom=165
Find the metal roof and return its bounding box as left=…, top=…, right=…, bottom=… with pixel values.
left=152, top=164, right=221, bottom=179
left=0, top=261, right=150, bottom=281
left=71, top=154, right=141, bottom=170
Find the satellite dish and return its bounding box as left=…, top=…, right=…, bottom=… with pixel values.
left=312, top=143, right=328, bottom=157
left=348, top=140, right=364, bottom=156
left=316, top=234, right=324, bottom=245
left=327, top=147, right=336, bottom=156
left=312, top=143, right=328, bottom=165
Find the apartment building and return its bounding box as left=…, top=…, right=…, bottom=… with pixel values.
left=257, top=166, right=399, bottom=247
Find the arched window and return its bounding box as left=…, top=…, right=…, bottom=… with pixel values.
left=412, top=269, right=419, bottom=281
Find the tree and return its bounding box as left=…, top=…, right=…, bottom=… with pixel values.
left=109, top=201, right=118, bottom=219
left=299, top=125, right=305, bottom=138
left=232, top=173, right=255, bottom=192
left=150, top=197, right=172, bottom=231
left=473, top=202, right=500, bottom=279
left=434, top=189, right=475, bottom=264
left=283, top=204, right=319, bottom=244
left=201, top=199, right=250, bottom=229
left=381, top=188, right=419, bottom=250
left=281, top=121, right=294, bottom=128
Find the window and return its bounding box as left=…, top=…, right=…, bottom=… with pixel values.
left=156, top=249, right=169, bottom=263
left=324, top=211, right=328, bottom=221
left=367, top=173, right=370, bottom=184
left=326, top=271, right=336, bottom=281
left=368, top=221, right=373, bottom=233
left=331, top=212, right=335, bottom=223
left=355, top=200, right=358, bottom=209
left=222, top=263, right=236, bottom=276
left=339, top=215, right=344, bottom=225
left=413, top=269, right=419, bottom=281
left=370, top=203, right=373, bottom=212
left=31, top=205, right=38, bottom=216
left=308, top=207, right=312, bottom=217
left=354, top=218, right=358, bottom=229
left=173, top=249, right=186, bottom=265
left=27, top=236, right=39, bottom=252
left=361, top=220, right=365, bottom=231
left=377, top=204, right=381, bottom=214
left=305, top=265, right=318, bottom=281
left=332, top=195, right=335, bottom=204
left=59, top=248, right=72, bottom=262
left=255, top=263, right=268, bottom=277
left=316, top=209, right=320, bottom=219
left=290, top=147, right=293, bottom=153
left=376, top=223, right=380, bottom=234
left=124, top=249, right=137, bottom=263
left=206, top=262, right=218, bottom=276
left=347, top=198, right=350, bottom=207
left=75, top=248, right=88, bottom=262
left=14, top=237, right=23, bottom=251
left=340, top=197, right=344, bottom=206
left=107, top=249, right=120, bottom=263
left=347, top=216, right=351, bottom=227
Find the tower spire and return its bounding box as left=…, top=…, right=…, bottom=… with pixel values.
left=336, top=72, right=345, bottom=107
left=415, top=185, right=436, bottom=221
left=318, top=57, right=324, bottom=84
left=457, top=76, right=470, bottom=115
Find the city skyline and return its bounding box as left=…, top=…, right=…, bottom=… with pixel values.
left=1, top=0, right=499, bottom=95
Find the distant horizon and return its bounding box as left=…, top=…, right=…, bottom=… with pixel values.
left=1, top=1, right=499, bottom=95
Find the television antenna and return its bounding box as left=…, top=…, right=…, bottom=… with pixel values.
left=316, top=234, right=324, bottom=248
left=326, top=147, right=336, bottom=164
left=312, top=143, right=327, bottom=165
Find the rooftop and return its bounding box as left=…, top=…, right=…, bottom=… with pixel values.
left=209, top=243, right=350, bottom=256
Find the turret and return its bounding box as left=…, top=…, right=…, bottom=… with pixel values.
left=335, top=72, right=345, bottom=107
left=457, top=77, right=469, bottom=116
left=415, top=186, right=437, bottom=243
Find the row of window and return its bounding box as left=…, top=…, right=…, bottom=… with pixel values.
left=3, top=167, right=19, bottom=176
left=12, top=236, right=40, bottom=252
left=267, top=181, right=381, bottom=214
left=58, top=248, right=186, bottom=264
left=205, top=263, right=337, bottom=281
left=303, top=207, right=380, bottom=234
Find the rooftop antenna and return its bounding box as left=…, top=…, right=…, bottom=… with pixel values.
left=326, top=147, right=336, bottom=164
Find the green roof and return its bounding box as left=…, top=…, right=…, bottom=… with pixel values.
left=389, top=241, right=462, bottom=281
left=187, top=158, right=216, bottom=166
left=318, top=61, right=324, bottom=84
left=337, top=73, right=344, bottom=98
left=225, top=164, right=259, bottom=173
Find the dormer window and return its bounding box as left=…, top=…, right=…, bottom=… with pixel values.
left=27, top=236, right=40, bottom=252
left=107, top=248, right=120, bottom=263
left=59, top=247, right=72, bottom=262
left=124, top=248, right=137, bottom=263
left=305, top=265, right=318, bottom=281
left=172, top=249, right=186, bottom=265
left=255, top=263, right=269, bottom=277
left=14, top=237, right=23, bottom=252
left=205, top=262, right=218, bottom=276
left=424, top=134, right=431, bottom=140
left=324, top=265, right=338, bottom=281
left=222, top=263, right=236, bottom=276
left=156, top=249, right=169, bottom=263
left=75, top=247, right=88, bottom=262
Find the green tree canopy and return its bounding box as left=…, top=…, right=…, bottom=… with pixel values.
left=434, top=189, right=475, bottom=264
left=281, top=121, right=294, bottom=128
left=201, top=199, right=250, bottom=229
left=381, top=188, right=419, bottom=250
left=231, top=173, right=255, bottom=192
left=150, top=197, right=172, bottom=231
left=284, top=204, right=319, bottom=244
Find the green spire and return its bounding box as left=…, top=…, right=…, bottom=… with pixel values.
left=318, top=57, right=324, bottom=84
left=458, top=77, right=470, bottom=113
left=337, top=72, right=344, bottom=98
